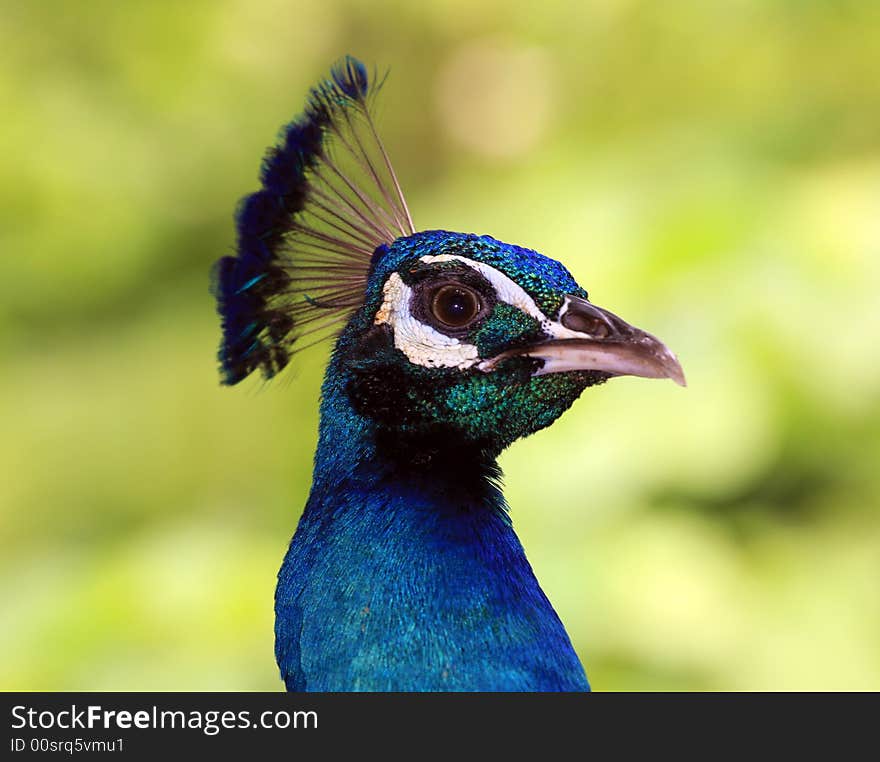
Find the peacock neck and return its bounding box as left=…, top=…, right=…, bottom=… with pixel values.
left=311, top=358, right=505, bottom=510
left=275, top=355, right=590, bottom=691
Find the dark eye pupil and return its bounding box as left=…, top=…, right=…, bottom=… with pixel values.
left=432, top=286, right=479, bottom=327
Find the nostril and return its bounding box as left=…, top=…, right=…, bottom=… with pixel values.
left=561, top=311, right=610, bottom=338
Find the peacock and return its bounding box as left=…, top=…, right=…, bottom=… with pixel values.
left=212, top=57, right=685, bottom=691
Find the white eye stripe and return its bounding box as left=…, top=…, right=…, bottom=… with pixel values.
left=373, top=257, right=588, bottom=371
left=419, top=254, right=545, bottom=323
left=418, top=255, right=586, bottom=341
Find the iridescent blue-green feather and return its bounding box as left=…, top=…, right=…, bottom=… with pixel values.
left=212, top=56, right=411, bottom=385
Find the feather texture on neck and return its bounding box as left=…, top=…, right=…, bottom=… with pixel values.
left=274, top=352, right=590, bottom=692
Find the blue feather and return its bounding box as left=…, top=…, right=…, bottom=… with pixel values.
left=212, top=55, right=411, bottom=386
left=275, top=333, right=590, bottom=691
left=211, top=59, right=686, bottom=693
left=330, top=56, right=369, bottom=100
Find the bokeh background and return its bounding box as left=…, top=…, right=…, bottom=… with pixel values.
left=2, top=0, right=879, bottom=691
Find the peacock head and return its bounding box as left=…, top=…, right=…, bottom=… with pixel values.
left=337, top=230, right=683, bottom=455
left=213, top=57, right=684, bottom=458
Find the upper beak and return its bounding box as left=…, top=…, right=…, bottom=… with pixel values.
left=479, top=294, right=686, bottom=387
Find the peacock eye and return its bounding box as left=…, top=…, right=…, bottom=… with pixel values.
left=430, top=285, right=481, bottom=328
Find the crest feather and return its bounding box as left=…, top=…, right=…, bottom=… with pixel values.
left=212, top=55, right=413, bottom=385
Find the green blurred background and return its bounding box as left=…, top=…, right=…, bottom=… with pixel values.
left=2, top=0, right=879, bottom=691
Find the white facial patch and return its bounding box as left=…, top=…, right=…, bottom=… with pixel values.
left=373, top=256, right=593, bottom=371
left=418, top=255, right=588, bottom=343
left=374, top=272, right=480, bottom=370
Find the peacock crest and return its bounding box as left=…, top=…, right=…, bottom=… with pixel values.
left=212, top=57, right=413, bottom=384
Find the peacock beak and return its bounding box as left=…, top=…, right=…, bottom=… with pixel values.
left=479, top=294, right=686, bottom=386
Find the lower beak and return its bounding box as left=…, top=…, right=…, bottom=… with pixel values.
left=479, top=295, right=686, bottom=387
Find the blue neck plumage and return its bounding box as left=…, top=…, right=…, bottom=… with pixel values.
left=275, top=352, right=590, bottom=691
